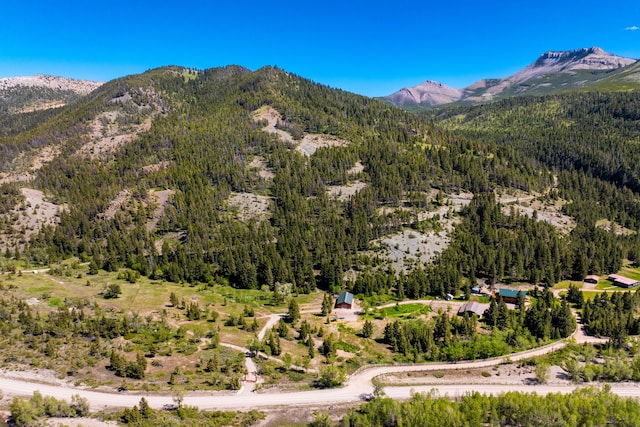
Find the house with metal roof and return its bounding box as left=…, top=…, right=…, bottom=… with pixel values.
left=609, top=274, right=640, bottom=288
left=335, top=291, right=354, bottom=309
left=495, top=288, right=527, bottom=304
left=457, top=301, right=485, bottom=317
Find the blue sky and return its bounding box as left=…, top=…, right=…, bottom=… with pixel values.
left=1, top=0, right=639, bottom=96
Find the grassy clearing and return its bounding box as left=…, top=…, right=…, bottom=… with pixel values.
left=619, top=266, right=640, bottom=281
left=554, top=280, right=582, bottom=290
left=364, top=303, right=431, bottom=320
left=0, top=258, right=402, bottom=391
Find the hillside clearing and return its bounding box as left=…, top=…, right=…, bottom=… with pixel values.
left=252, top=105, right=351, bottom=156
left=327, top=180, right=367, bottom=201
left=227, top=192, right=272, bottom=222
left=147, top=188, right=176, bottom=232
left=0, top=188, right=66, bottom=252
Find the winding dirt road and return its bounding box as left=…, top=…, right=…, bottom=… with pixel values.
left=0, top=325, right=619, bottom=411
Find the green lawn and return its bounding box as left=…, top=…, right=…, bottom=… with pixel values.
left=619, top=266, right=640, bottom=281
left=367, top=303, right=431, bottom=319
left=554, top=280, right=582, bottom=290
left=594, top=280, right=628, bottom=291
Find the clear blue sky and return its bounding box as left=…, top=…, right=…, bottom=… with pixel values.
left=1, top=0, right=639, bottom=96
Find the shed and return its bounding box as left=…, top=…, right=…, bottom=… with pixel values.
left=584, top=275, right=599, bottom=284
left=609, top=274, right=640, bottom=288
left=335, top=291, right=354, bottom=309
left=457, top=301, right=484, bottom=317
left=496, top=288, right=527, bottom=304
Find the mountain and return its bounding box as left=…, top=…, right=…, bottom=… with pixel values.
left=385, top=47, right=638, bottom=108
left=385, top=80, right=462, bottom=108
left=1, top=62, right=639, bottom=298
left=0, top=74, right=102, bottom=114
left=0, top=75, right=104, bottom=137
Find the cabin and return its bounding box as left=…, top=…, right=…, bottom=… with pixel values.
left=608, top=274, right=640, bottom=288
left=584, top=275, right=599, bottom=284
left=457, top=301, right=485, bottom=317
left=335, top=291, right=354, bottom=309
left=495, top=288, right=527, bottom=304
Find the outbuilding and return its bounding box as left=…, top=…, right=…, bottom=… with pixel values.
left=584, top=275, right=599, bottom=284
left=608, top=274, right=640, bottom=288
left=335, top=291, right=354, bottom=309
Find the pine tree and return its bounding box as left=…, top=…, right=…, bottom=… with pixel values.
left=321, top=292, right=333, bottom=316
left=288, top=298, right=300, bottom=324
left=362, top=319, right=374, bottom=338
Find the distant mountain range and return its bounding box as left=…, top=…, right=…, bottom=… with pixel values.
left=385, top=47, right=639, bottom=109
left=0, top=74, right=102, bottom=114
left=2, top=47, right=639, bottom=116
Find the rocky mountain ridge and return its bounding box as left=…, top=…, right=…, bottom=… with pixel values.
left=0, top=74, right=102, bottom=94
left=386, top=47, right=638, bottom=108
left=385, top=80, right=463, bottom=107
left=0, top=74, right=104, bottom=117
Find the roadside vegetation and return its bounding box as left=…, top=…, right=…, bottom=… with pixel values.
left=332, top=387, right=640, bottom=427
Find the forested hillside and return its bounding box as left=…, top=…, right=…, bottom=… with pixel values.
left=0, top=66, right=639, bottom=299
left=431, top=92, right=640, bottom=282
left=0, top=65, right=543, bottom=296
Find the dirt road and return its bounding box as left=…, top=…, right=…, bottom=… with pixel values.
left=0, top=326, right=617, bottom=412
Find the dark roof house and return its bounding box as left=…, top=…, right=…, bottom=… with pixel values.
left=584, top=275, right=599, bottom=284
left=457, top=301, right=485, bottom=317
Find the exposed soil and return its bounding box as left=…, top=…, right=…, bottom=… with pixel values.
left=100, top=189, right=132, bottom=221
left=327, top=181, right=367, bottom=201
left=370, top=193, right=469, bottom=272
left=380, top=363, right=567, bottom=387
left=0, top=145, right=61, bottom=184
left=348, top=161, right=365, bottom=175
left=596, top=218, right=635, bottom=236
left=249, top=156, right=275, bottom=180
left=227, top=192, right=272, bottom=223
left=501, top=197, right=575, bottom=234
left=77, top=112, right=154, bottom=160
left=252, top=106, right=351, bottom=157
left=0, top=188, right=67, bottom=252
left=146, top=189, right=176, bottom=232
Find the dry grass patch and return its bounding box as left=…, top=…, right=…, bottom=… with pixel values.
left=595, top=218, right=635, bottom=236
